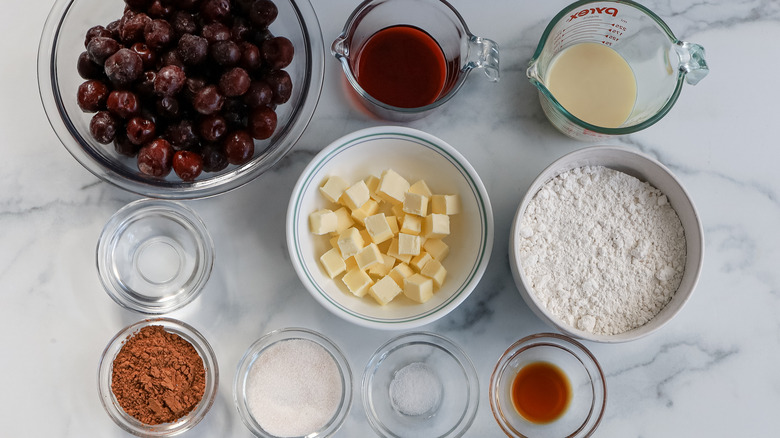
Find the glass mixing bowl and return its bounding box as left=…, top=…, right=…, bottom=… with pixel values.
left=38, top=0, right=324, bottom=199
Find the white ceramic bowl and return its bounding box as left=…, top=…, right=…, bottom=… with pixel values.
left=508, top=146, right=704, bottom=343
left=287, top=126, right=493, bottom=330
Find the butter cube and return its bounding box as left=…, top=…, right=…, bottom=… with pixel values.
left=421, top=259, right=447, bottom=289
left=391, top=203, right=406, bottom=220
left=332, top=207, right=354, bottom=234
left=309, top=209, right=337, bottom=235
left=329, top=236, right=340, bottom=251
left=355, top=243, right=383, bottom=271
left=368, top=254, right=396, bottom=279
left=410, top=251, right=433, bottom=272
left=350, top=199, right=380, bottom=225
left=369, top=276, right=402, bottom=305
left=365, top=175, right=382, bottom=202
left=403, top=192, right=428, bottom=216
left=432, top=194, right=461, bottom=215
left=365, top=213, right=394, bottom=244
left=388, top=263, right=414, bottom=288
left=377, top=169, right=410, bottom=205
left=342, top=268, right=373, bottom=297
left=359, top=229, right=372, bottom=246
left=409, top=180, right=433, bottom=197
left=404, top=273, right=434, bottom=303
left=397, top=233, right=421, bottom=256
left=337, top=227, right=364, bottom=258
left=341, top=180, right=371, bottom=210
left=400, top=214, right=422, bottom=235
left=319, top=248, right=346, bottom=279
left=386, top=216, right=399, bottom=235
left=423, top=214, right=450, bottom=239
left=320, top=176, right=349, bottom=203
left=423, top=239, right=449, bottom=261
left=387, top=238, right=412, bottom=264
left=344, top=256, right=358, bottom=271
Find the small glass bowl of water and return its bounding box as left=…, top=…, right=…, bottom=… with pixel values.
left=97, top=198, right=214, bottom=314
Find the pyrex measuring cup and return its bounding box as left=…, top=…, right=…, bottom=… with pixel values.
left=332, top=0, right=500, bottom=121
left=527, top=0, right=708, bottom=140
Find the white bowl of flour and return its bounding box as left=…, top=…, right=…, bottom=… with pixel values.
left=509, top=146, right=703, bottom=343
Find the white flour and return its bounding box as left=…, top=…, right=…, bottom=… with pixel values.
left=517, top=166, right=686, bottom=335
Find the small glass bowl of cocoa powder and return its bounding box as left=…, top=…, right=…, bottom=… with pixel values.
left=98, top=317, right=219, bottom=436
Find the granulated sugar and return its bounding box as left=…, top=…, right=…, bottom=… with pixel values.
left=517, top=166, right=686, bottom=335
left=246, top=339, right=342, bottom=437
left=389, top=362, right=442, bottom=417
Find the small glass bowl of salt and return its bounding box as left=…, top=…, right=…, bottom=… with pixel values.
left=362, top=332, right=479, bottom=437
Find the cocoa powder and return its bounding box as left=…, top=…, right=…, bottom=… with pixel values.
left=111, top=325, right=206, bottom=425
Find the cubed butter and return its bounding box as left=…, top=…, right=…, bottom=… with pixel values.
left=319, top=248, right=346, bottom=279
left=387, top=238, right=412, bottom=264
left=410, top=251, right=433, bottom=272
left=400, top=214, right=422, bottom=235
left=403, top=192, right=428, bottom=216
left=391, top=203, right=406, bottom=220
left=309, top=209, right=337, bottom=235
left=377, top=169, right=410, bottom=205
left=332, top=207, right=354, bottom=234
left=342, top=268, right=373, bottom=297
left=350, top=199, right=379, bottom=225
left=388, top=263, right=414, bottom=288
left=432, top=194, right=461, bottom=215
left=344, top=256, right=358, bottom=271
left=409, top=180, right=433, bottom=197
left=403, top=273, right=434, bottom=303
left=341, top=180, right=371, bottom=210
left=365, top=175, right=382, bottom=202
left=423, top=239, right=449, bottom=261
left=421, top=259, right=447, bottom=289
left=355, top=243, right=383, bottom=270
left=369, top=276, right=402, bottom=305
left=423, top=214, right=450, bottom=239
left=320, top=176, right=349, bottom=203
left=368, top=254, right=396, bottom=279
left=337, top=227, right=364, bottom=258
left=397, top=233, right=421, bottom=256
left=365, top=213, right=394, bottom=244
left=386, top=216, right=399, bottom=235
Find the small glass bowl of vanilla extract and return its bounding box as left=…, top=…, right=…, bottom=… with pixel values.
left=489, top=333, right=607, bottom=438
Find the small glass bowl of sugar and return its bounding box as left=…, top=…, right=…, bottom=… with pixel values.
left=362, top=332, right=479, bottom=437
left=233, top=328, right=353, bottom=438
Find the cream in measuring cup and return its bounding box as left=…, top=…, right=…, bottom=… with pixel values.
left=527, top=0, right=708, bottom=140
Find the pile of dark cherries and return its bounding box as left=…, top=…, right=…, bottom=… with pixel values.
left=76, top=0, right=294, bottom=181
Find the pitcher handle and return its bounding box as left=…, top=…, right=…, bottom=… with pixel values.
left=467, top=35, right=500, bottom=82
left=675, top=41, right=709, bottom=85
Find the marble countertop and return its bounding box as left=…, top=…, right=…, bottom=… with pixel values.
left=3, top=0, right=778, bottom=436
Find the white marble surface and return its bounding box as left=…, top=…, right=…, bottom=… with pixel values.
left=2, top=0, right=778, bottom=436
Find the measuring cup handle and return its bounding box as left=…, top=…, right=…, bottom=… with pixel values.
left=675, top=41, right=709, bottom=85
left=466, top=35, right=500, bottom=82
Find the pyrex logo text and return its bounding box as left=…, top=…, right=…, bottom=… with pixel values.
left=567, top=7, right=618, bottom=21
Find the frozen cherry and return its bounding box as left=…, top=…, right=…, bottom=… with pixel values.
left=77, top=80, right=109, bottom=112
left=200, top=0, right=231, bottom=23
left=231, top=17, right=251, bottom=42
left=239, top=42, right=262, bottom=70
left=243, top=80, right=272, bottom=108
left=125, top=0, right=153, bottom=9
left=173, top=0, right=199, bottom=10
left=210, top=40, right=240, bottom=66
left=131, top=42, right=157, bottom=69
left=261, top=36, right=294, bottom=70
left=264, top=69, right=292, bottom=104
left=118, top=12, right=151, bottom=44
left=200, top=143, right=228, bottom=172
left=85, top=25, right=112, bottom=48
left=172, top=150, right=203, bottom=181
left=147, top=1, right=173, bottom=18
left=154, top=64, right=186, bottom=96
left=177, top=33, right=209, bottom=65
left=170, top=11, right=197, bottom=36
left=201, top=22, right=231, bottom=43
left=137, top=138, right=174, bottom=177
left=249, top=0, right=278, bottom=28
left=107, top=90, right=141, bottom=118
left=137, top=70, right=157, bottom=97
left=77, top=51, right=104, bottom=79
left=144, top=19, right=174, bottom=50
left=223, top=130, right=254, bottom=164
left=219, top=67, right=250, bottom=96
left=159, top=49, right=185, bottom=68
left=192, top=85, right=224, bottom=114
left=104, top=48, right=143, bottom=86
left=114, top=132, right=140, bottom=156
left=126, top=116, right=157, bottom=145
left=87, top=36, right=120, bottom=65
left=89, top=111, right=119, bottom=144
left=222, top=97, right=247, bottom=128
left=156, top=96, right=180, bottom=119
left=165, top=120, right=200, bottom=149
left=248, top=106, right=276, bottom=140
left=198, top=114, right=228, bottom=142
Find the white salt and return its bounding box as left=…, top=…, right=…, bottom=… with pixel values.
left=389, top=362, right=442, bottom=417
left=246, top=339, right=342, bottom=437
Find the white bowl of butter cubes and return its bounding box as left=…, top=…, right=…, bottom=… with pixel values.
left=287, top=126, right=493, bottom=330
